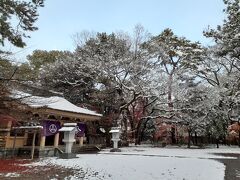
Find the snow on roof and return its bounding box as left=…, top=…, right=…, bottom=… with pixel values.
left=63, top=123, right=77, bottom=127
left=12, top=91, right=102, bottom=117
left=110, top=129, right=120, bottom=133
left=59, top=126, right=76, bottom=132
left=13, top=126, right=43, bottom=129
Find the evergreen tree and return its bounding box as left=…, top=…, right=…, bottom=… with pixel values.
left=0, top=0, right=44, bottom=113
left=204, top=0, right=240, bottom=60
left=0, top=0, right=44, bottom=50
left=142, top=28, right=203, bottom=110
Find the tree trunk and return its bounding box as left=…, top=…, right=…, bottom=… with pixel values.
left=105, top=131, right=111, bottom=147
left=194, top=131, right=198, bottom=146
left=238, top=130, right=240, bottom=147
left=167, top=74, right=173, bottom=110
left=238, top=122, right=240, bottom=147
left=118, top=110, right=128, bottom=146
left=216, top=138, right=219, bottom=148
left=171, top=126, right=176, bottom=144
left=222, top=135, right=226, bottom=145
left=187, top=130, right=191, bottom=148
left=207, top=133, right=211, bottom=145
left=135, top=119, right=143, bottom=145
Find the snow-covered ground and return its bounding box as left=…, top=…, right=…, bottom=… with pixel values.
left=100, top=145, right=240, bottom=159
left=0, top=173, right=20, bottom=178
left=30, top=146, right=240, bottom=180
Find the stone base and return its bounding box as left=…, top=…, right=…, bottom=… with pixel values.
left=59, top=153, right=77, bottom=159
left=110, top=148, right=121, bottom=152
left=39, top=148, right=56, bottom=157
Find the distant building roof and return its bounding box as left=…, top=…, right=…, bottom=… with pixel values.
left=0, top=114, right=20, bottom=127
left=11, top=91, right=102, bottom=117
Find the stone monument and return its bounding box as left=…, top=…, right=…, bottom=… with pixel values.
left=59, top=123, right=77, bottom=158
left=110, top=127, right=121, bottom=152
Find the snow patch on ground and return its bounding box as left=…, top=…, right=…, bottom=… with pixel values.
left=99, top=145, right=239, bottom=159
left=30, top=146, right=235, bottom=180
left=236, top=170, right=240, bottom=178
left=3, top=173, right=20, bottom=177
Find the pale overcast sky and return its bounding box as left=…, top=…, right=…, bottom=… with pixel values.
left=10, top=0, right=225, bottom=62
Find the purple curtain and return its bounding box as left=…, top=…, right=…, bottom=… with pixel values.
left=76, top=123, right=86, bottom=137
left=42, top=120, right=61, bottom=136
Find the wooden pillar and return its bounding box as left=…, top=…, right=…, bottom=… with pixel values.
left=6, top=121, right=12, bottom=137
left=12, top=129, right=17, bottom=157
left=6, top=120, right=12, bottom=128
left=79, top=137, right=84, bottom=147
left=31, top=130, right=37, bottom=159
left=24, top=130, right=28, bottom=145
left=40, top=135, right=46, bottom=149
left=54, top=133, right=59, bottom=147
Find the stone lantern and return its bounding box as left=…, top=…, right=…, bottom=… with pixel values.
left=59, top=123, right=77, bottom=158
left=110, top=127, right=121, bottom=152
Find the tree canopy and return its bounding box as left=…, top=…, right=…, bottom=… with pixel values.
left=0, top=0, right=44, bottom=50
left=1, top=0, right=240, bottom=146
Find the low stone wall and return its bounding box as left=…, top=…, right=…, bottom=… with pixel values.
left=0, top=148, right=20, bottom=158
left=0, top=147, right=54, bottom=158
left=0, top=143, right=106, bottom=158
